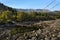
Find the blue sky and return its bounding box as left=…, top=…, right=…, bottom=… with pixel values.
left=0, top=0, right=60, bottom=10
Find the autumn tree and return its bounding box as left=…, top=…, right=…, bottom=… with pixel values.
left=0, top=10, right=12, bottom=23
left=16, top=12, right=29, bottom=22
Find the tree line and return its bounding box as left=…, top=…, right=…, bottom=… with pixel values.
left=0, top=10, right=60, bottom=24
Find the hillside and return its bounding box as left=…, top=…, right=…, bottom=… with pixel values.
left=0, top=3, right=17, bottom=13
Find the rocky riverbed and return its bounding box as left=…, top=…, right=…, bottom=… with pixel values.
left=0, top=19, right=60, bottom=40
